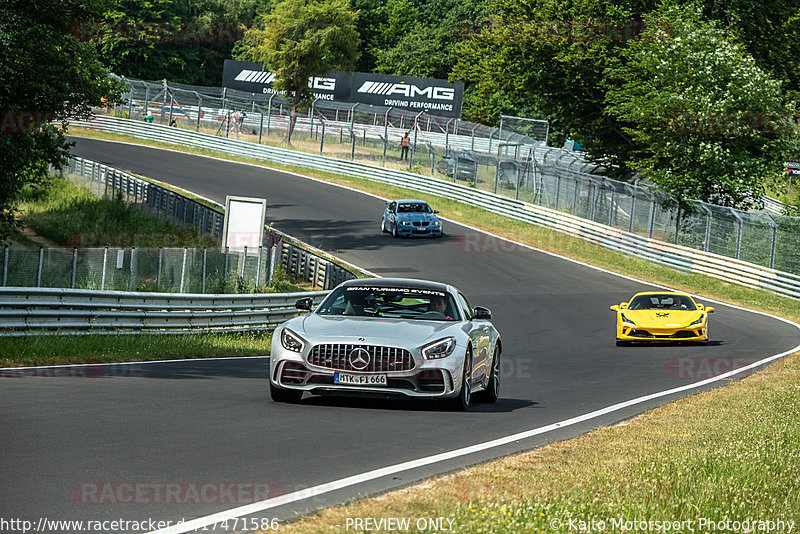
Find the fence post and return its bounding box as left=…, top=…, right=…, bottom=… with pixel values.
left=180, top=247, right=188, bottom=293
left=2, top=245, right=8, bottom=286
left=101, top=246, right=108, bottom=290
left=608, top=188, right=616, bottom=227
left=764, top=213, right=778, bottom=269
left=196, top=94, right=202, bottom=131
left=201, top=247, right=207, bottom=294
left=36, top=246, right=44, bottom=287
left=255, top=246, right=263, bottom=290
left=223, top=246, right=229, bottom=283
left=267, top=246, right=276, bottom=286
left=259, top=106, right=264, bottom=143
left=71, top=248, right=77, bottom=289
left=157, top=247, right=163, bottom=287
left=241, top=246, right=248, bottom=281
left=731, top=208, right=743, bottom=259
left=128, top=247, right=135, bottom=291
left=628, top=189, right=636, bottom=233
left=648, top=200, right=656, bottom=239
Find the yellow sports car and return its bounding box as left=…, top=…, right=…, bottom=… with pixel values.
left=610, top=292, right=714, bottom=346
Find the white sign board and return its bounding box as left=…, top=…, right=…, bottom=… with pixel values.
left=221, top=196, right=267, bottom=252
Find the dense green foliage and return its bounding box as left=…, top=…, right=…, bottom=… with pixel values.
left=0, top=0, right=122, bottom=241
left=234, top=0, right=360, bottom=140
left=7, top=0, right=799, bottom=213
left=452, top=0, right=800, bottom=206
left=88, top=0, right=271, bottom=85
left=605, top=4, right=798, bottom=208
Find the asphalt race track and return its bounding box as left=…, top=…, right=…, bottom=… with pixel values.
left=2, top=137, right=798, bottom=532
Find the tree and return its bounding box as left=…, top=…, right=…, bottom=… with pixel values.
left=452, top=0, right=659, bottom=171
left=0, top=0, right=123, bottom=240
left=86, top=0, right=271, bottom=86
left=605, top=3, right=799, bottom=208
left=235, top=0, right=360, bottom=142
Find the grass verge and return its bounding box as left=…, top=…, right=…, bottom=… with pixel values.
left=70, top=127, right=800, bottom=323
left=13, top=177, right=217, bottom=248
left=0, top=331, right=270, bottom=368
left=274, top=351, right=800, bottom=533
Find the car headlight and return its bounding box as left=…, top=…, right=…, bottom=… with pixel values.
left=421, top=337, right=457, bottom=360
left=621, top=314, right=635, bottom=327
left=689, top=317, right=704, bottom=327
left=281, top=328, right=306, bottom=353
left=400, top=220, right=412, bottom=225
left=432, top=220, right=441, bottom=226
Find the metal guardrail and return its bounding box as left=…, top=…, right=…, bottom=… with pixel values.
left=68, top=115, right=800, bottom=299
left=0, top=287, right=328, bottom=336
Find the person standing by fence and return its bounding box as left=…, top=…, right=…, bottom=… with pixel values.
left=400, top=131, right=410, bottom=161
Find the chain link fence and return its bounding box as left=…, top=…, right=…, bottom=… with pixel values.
left=11, top=156, right=359, bottom=293
left=92, top=76, right=800, bottom=276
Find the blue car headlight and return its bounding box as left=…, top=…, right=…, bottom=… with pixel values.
left=421, top=337, right=457, bottom=360
left=281, top=328, right=306, bottom=353
left=400, top=220, right=412, bottom=226
left=621, top=314, right=635, bottom=327
left=432, top=220, right=441, bottom=226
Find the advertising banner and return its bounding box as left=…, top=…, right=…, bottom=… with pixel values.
left=222, top=59, right=463, bottom=118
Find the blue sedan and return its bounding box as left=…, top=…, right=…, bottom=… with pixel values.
left=381, top=199, right=443, bottom=238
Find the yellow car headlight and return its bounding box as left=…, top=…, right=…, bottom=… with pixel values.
left=621, top=314, right=635, bottom=327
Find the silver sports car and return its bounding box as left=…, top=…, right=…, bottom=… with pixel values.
left=269, top=278, right=502, bottom=410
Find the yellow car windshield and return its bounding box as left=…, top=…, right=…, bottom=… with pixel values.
left=628, top=294, right=696, bottom=311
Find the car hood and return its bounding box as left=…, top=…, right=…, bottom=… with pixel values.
left=396, top=212, right=439, bottom=223
left=621, top=309, right=704, bottom=326
left=292, top=313, right=457, bottom=346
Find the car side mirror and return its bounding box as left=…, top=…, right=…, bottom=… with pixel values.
left=610, top=305, right=619, bottom=311
left=473, top=306, right=492, bottom=320
left=705, top=306, right=715, bottom=314
left=434, top=210, right=439, bottom=214
left=620, top=302, right=629, bottom=309
left=295, top=297, right=314, bottom=311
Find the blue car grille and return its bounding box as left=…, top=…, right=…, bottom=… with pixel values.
left=308, top=344, right=415, bottom=372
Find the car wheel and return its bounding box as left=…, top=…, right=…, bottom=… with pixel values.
left=476, top=346, right=500, bottom=403
left=392, top=222, right=399, bottom=238
left=381, top=218, right=388, bottom=233
left=270, top=382, right=302, bottom=403
left=446, top=347, right=472, bottom=411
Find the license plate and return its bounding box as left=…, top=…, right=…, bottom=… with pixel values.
left=334, top=372, right=387, bottom=386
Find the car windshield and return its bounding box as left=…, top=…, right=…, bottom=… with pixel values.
left=628, top=294, right=697, bottom=311
left=317, top=286, right=458, bottom=321
left=397, top=203, right=432, bottom=213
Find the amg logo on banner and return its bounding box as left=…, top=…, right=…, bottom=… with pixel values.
left=356, top=81, right=455, bottom=101
left=221, top=59, right=464, bottom=118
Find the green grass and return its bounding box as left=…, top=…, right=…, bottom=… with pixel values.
left=274, top=351, right=800, bottom=533
left=0, top=331, right=271, bottom=367
left=14, top=178, right=217, bottom=248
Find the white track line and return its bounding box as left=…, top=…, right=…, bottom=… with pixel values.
left=151, top=339, right=800, bottom=534
left=71, top=138, right=800, bottom=533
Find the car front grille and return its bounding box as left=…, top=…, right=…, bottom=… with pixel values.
left=630, top=329, right=699, bottom=339
left=308, top=344, right=415, bottom=372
